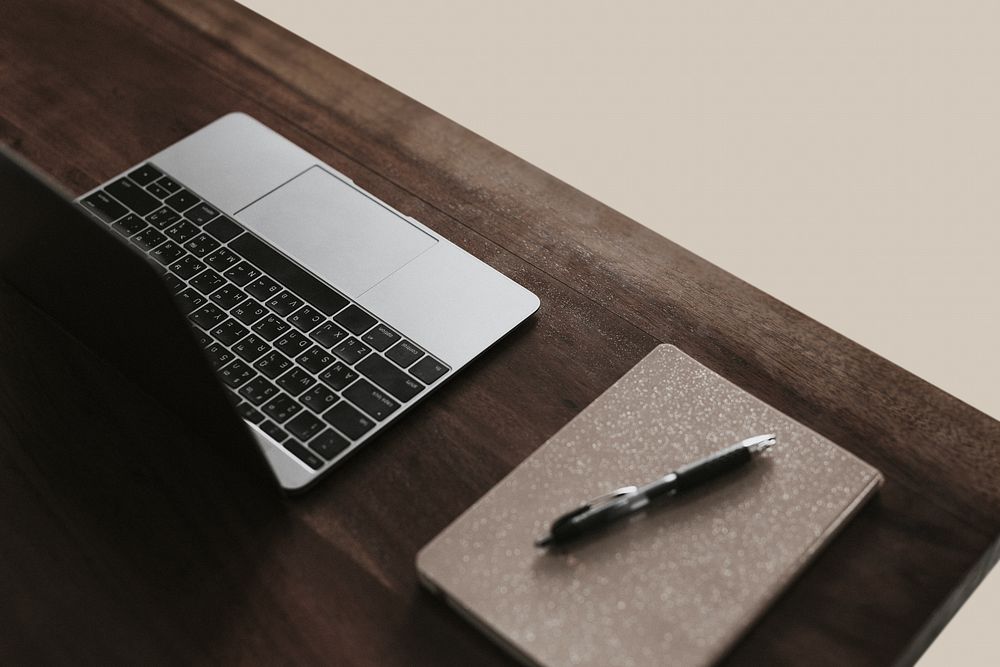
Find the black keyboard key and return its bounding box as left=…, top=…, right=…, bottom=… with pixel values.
left=190, top=303, right=226, bottom=330
left=259, top=420, right=289, bottom=444
left=357, top=354, right=424, bottom=402
left=276, top=367, right=314, bottom=397
left=163, top=273, right=184, bottom=293
left=223, top=261, right=260, bottom=286
left=262, top=393, right=301, bottom=423
left=194, top=331, right=211, bottom=347
left=385, top=340, right=424, bottom=368
left=184, top=203, right=220, bottom=226
left=239, top=377, right=279, bottom=406
left=255, top=350, right=292, bottom=380
left=237, top=402, right=265, bottom=424
left=205, top=247, right=240, bottom=271
left=334, top=305, right=377, bottom=336
left=362, top=324, right=401, bottom=352
left=145, top=182, right=171, bottom=199
left=175, top=288, right=206, bottom=314
left=252, top=314, right=290, bottom=341
left=106, top=177, right=160, bottom=215
left=210, top=284, right=248, bottom=310
left=332, top=337, right=372, bottom=365
left=265, top=291, right=302, bottom=317
left=219, top=359, right=255, bottom=388
left=155, top=175, right=181, bottom=194
left=132, top=227, right=166, bottom=251
left=165, top=220, right=200, bottom=244
left=309, top=430, right=350, bottom=461
left=245, top=276, right=281, bottom=301
left=233, top=334, right=270, bottom=362
left=81, top=190, right=128, bottom=222
left=230, top=233, right=349, bottom=315
left=127, top=164, right=162, bottom=186
left=205, top=342, right=233, bottom=369
left=411, top=356, right=449, bottom=384
left=323, top=401, right=375, bottom=440
left=146, top=206, right=181, bottom=229
left=164, top=188, right=200, bottom=212
left=232, top=299, right=267, bottom=325
left=343, top=379, right=400, bottom=421
left=189, top=269, right=225, bottom=295
left=288, top=305, right=323, bottom=332
left=210, top=318, right=249, bottom=346
left=284, top=439, right=324, bottom=469
left=318, top=362, right=358, bottom=391
left=300, top=385, right=338, bottom=414
left=184, top=233, right=221, bottom=257
left=298, top=346, right=335, bottom=373
left=203, top=216, right=242, bottom=242
left=309, top=322, right=349, bottom=349
left=111, top=213, right=146, bottom=237
left=286, top=412, right=324, bottom=442
left=151, top=241, right=185, bottom=266
left=274, top=330, right=311, bottom=357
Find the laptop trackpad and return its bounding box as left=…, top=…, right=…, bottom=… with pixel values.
left=235, top=166, right=436, bottom=298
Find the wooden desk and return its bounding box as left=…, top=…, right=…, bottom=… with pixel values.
left=2, top=1, right=998, bottom=664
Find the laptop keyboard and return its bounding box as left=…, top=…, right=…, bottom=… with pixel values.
left=79, top=163, right=450, bottom=472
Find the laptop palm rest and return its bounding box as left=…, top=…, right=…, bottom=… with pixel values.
left=235, top=166, right=436, bottom=299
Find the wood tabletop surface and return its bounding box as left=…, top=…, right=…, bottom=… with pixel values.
left=2, top=1, right=999, bottom=664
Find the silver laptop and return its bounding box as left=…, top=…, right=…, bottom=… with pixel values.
left=76, top=113, right=538, bottom=491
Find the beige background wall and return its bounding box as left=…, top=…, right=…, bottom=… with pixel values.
left=237, top=1, right=999, bottom=664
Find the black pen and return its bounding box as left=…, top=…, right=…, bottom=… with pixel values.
left=535, top=434, right=776, bottom=548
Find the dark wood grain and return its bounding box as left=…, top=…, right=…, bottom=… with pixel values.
left=1, top=1, right=998, bottom=665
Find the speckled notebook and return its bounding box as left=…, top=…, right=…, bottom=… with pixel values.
left=417, top=344, right=882, bottom=667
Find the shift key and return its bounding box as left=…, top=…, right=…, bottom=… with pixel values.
left=357, top=355, right=423, bottom=402
left=343, top=379, right=400, bottom=421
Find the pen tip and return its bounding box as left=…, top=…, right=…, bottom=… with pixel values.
left=745, top=434, right=777, bottom=454
left=535, top=536, right=551, bottom=548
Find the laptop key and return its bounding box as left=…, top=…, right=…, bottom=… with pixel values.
left=288, top=305, right=323, bottom=332
left=232, top=299, right=267, bottom=325
left=155, top=175, right=181, bottom=194
left=274, top=330, right=311, bottom=357
left=175, top=288, right=206, bottom=314
left=80, top=191, right=128, bottom=222
left=210, top=284, right=248, bottom=310
left=205, top=247, right=240, bottom=271
left=230, top=233, right=349, bottom=316
left=298, top=346, right=335, bottom=373
left=309, top=322, right=349, bottom=349
left=362, top=324, right=400, bottom=352
left=255, top=350, right=292, bottom=379
left=184, top=233, right=220, bottom=257
left=239, top=377, right=279, bottom=406
left=300, top=384, right=338, bottom=414
left=165, top=220, right=200, bottom=244
left=284, top=439, right=324, bottom=470
left=265, top=291, right=302, bottom=317
left=146, top=206, right=181, bottom=229
left=410, top=356, right=450, bottom=384
left=308, top=430, right=350, bottom=461
left=245, top=275, right=281, bottom=301
left=333, top=305, right=377, bottom=336
left=385, top=340, right=424, bottom=368
left=127, top=164, right=162, bottom=186
left=276, top=367, right=314, bottom=397
left=205, top=343, right=233, bottom=369
left=223, top=261, right=260, bottom=286
left=164, top=188, right=200, bottom=212
left=184, top=203, right=220, bottom=226
left=323, top=401, right=375, bottom=440
left=343, top=379, right=400, bottom=421
left=163, top=273, right=184, bottom=293
left=145, top=181, right=171, bottom=199
left=262, top=393, right=302, bottom=423
left=189, top=269, right=225, bottom=295
left=219, top=359, right=255, bottom=388
left=132, top=227, right=166, bottom=251
left=259, top=420, right=290, bottom=444
left=151, top=241, right=185, bottom=266
left=237, top=402, right=265, bottom=424
left=106, top=177, right=160, bottom=215
left=356, top=354, right=424, bottom=402
left=332, top=337, right=372, bottom=365
left=286, top=412, right=324, bottom=442
left=190, top=303, right=226, bottom=330
left=210, top=318, right=249, bottom=346
left=111, top=213, right=146, bottom=237
left=252, top=314, right=290, bottom=341
left=203, top=216, right=242, bottom=242
left=233, top=333, right=270, bottom=362
left=318, top=361, right=358, bottom=391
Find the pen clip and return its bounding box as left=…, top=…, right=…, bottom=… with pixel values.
left=583, top=485, right=639, bottom=512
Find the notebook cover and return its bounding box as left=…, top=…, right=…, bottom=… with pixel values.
left=417, top=344, right=882, bottom=667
